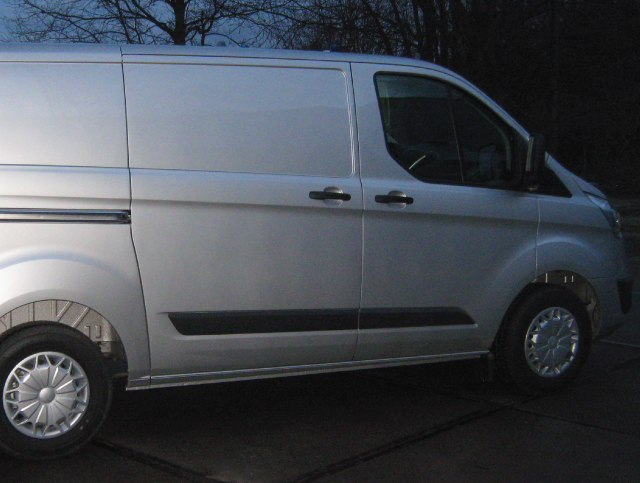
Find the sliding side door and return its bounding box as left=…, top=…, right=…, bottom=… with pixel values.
left=124, top=54, right=362, bottom=383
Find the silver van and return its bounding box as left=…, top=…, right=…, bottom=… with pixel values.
left=0, top=43, right=632, bottom=459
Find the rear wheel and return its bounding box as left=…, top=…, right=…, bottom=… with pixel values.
left=0, top=324, right=112, bottom=459
left=496, top=286, right=592, bottom=394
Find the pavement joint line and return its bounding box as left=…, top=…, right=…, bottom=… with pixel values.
left=283, top=408, right=505, bottom=483
left=598, top=339, right=640, bottom=349
left=510, top=406, right=640, bottom=439
left=608, top=353, right=640, bottom=372
left=510, top=351, right=640, bottom=439
left=280, top=403, right=516, bottom=483
left=567, top=352, right=640, bottom=386
left=93, top=438, right=225, bottom=483
left=283, top=389, right=540, bottom=483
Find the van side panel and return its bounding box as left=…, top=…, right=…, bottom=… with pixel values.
left=124, top=61, right=353, bottom=176
left=0, top=60, right=150, bottom=385
left=124, top=58, right=363, bottom=380
left=0, top=62, right=127, bottom=168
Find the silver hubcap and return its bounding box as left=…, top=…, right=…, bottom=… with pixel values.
left=525, top=307, right=580, bottom=377
left=3, top=352, right=89, bottom=439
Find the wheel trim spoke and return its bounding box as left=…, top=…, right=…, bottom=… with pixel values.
left=525, top=306, right=580, bottom=378
left=51, top=365, right=66, bottom=388
left=18, top=400, right=40, bottom=418
left=3, top=351, right=90, bottom=439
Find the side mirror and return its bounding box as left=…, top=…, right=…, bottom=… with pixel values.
left=524, top=134, right=545, bottom=191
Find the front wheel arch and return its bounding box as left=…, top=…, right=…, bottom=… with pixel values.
left=494, top=285, right=592, bottom=394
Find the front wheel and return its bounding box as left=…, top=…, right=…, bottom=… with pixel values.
left=0, top=324, right=112, bottom=459
left=496, top=286, right=592, bottom=394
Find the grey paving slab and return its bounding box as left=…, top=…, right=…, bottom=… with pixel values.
left=310, top=318, right=640, bottom=483
left=0, top=443, right=193, bottom=483
left=605, top=291, right=640, bottom=348
left=363, top=360, right=526, bottom=406
left=363, top=338, right=640, bottom=406
left=604, top=320, right=640, bottom=347
left=522, top=346, right=640, bottom=437
left=313, top=408, right=640, bottom=483
left=98, top=371, right=487, bottom=483
left=624, top=235, right=640, bottom=258
left=580, top=339, right=640, bottom=378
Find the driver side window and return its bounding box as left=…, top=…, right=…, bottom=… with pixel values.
left=375, top=74, right=516, bottom=187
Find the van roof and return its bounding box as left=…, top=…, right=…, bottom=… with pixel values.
left=119, top=44, right=438, bottom=69
left=0, top=42, right=457, bottom=77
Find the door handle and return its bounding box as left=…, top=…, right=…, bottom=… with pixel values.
left=375, top=193, right=414, bottom=205
left=309, top=191, right=352, bottom=201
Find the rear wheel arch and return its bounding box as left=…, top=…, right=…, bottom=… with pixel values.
left=0, top=322, right=113, bottom=459
left=0, top=300, right=127, bottom=375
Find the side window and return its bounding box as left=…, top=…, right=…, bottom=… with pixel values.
left=375, top=75, right=461, bottom=183
left=375, top=74, right=518, bottom=187
left=450, top=89, right=513, bottom=186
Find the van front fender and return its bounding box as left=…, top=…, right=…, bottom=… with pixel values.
left=536, top=235, right=625, bottom=280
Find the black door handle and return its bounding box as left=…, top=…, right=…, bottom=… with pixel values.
left=309, top=191, right=351, bottom=201
left=375, top=194, right=414, bottom=204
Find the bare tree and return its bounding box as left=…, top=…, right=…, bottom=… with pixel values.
left=4, top=0, right=266, bottom=45
left=257, top=0, right=640, bottom=194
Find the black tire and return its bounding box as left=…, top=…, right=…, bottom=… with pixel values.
left=495, top=286, right=592, bottom=394
left=0, top=324, right=112, bottom=460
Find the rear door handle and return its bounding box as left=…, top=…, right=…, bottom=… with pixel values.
left=375, top=193, right=414, bottom=205
left=309, top=191, right=351, bottom=201
left=309, top=187, right=351, bottom=207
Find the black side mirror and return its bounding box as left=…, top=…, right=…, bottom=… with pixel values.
left=524, top=134, right=545, bottom=191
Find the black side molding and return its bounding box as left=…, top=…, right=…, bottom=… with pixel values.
left=168, top=307, right=475, bottom=336
left=169, top=309, right=358, bottom=336
left=360, top=307, right=474, bottom=329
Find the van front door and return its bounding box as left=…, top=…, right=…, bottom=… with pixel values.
left=351, top=64, right=539, bottom=361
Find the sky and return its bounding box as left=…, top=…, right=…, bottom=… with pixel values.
left=0, top=2, right=11, bottom=39
left=0, top=2, right=255, bottom=46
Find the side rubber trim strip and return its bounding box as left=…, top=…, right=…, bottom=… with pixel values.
left=0, top=209, right=131, bottom=224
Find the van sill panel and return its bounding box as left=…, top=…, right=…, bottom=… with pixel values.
left=137, top=351, right=489, bottom=390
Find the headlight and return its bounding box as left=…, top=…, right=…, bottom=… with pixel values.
left=585, top=193, right=623, bottom=239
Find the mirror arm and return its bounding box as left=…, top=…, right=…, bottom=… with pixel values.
left=523, top=134, right=546, bottom=191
